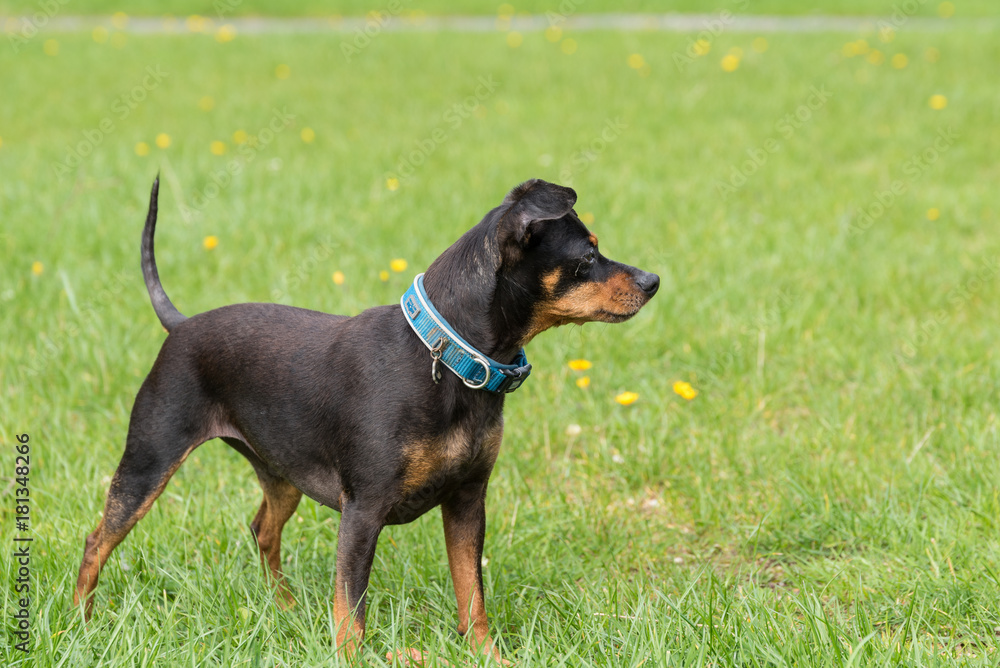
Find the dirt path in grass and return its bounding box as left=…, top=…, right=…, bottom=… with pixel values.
left=10, top=14, right=982, bottom=35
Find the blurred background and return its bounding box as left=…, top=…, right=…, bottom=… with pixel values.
left=2, top=1, right=1000, bottom=665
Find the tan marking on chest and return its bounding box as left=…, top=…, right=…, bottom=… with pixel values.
left=401, top=421, right=503, bottom=495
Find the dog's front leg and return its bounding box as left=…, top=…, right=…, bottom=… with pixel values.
left=442, top=481, right=506, bottom=664
left=333, top=499, right=384, bottom=659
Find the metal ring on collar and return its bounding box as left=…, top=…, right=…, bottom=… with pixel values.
left=462, top=356, right=491, bottom=390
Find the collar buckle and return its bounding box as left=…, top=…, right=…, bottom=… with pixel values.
left=495, top=362, right=532, bottom=393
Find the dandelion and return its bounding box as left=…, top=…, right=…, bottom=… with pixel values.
left=216, top=24, right=237, bottom=43
left=929, top=94, right=947, bottom=110
left=673, top=381, right=698, bottom=400
left=198, top=95, right=215, bottom=111
left=379, top=270, right=390, bottom=282
left=135, top=142, right=150, bottom=156
left=390, top=259, right=408, bottom=273
left=938, top=1, right=955, bottom=18
left=568, top=359, right=592, bottom=371
left=615, top=391, right=639, bottom=406
left=721, top=54, right=740, bottom=72
left=866, top=49, right=884, bottom=65
left=332, top=271, right=346, bottom=285
left=576, top=376, right=591, bottom=389
left=752, top=37, right=768, bottom=53
left=32, top=261, right=44, bottom=276
left=111, top=11, right=128, bottom=29
left=300, top=127, right=315, bottom=143
left=386, top=177, right=399, bottom=191
left=692, top=39, right=711, bottom=56
left=627, top=53, right=645, bottom=69
left=203, top=236, right=219, bottom=250
left=891, top=53, right=908, bottom=69
left=155, top=133, right=171, bottom=148
left=580, top=212, right=595, bottom=224
left=927, top=208, right=940, bottom=221
left=545, top=26, right=562, bottom=42
left=561, top=38, right=577, bottom=55
left=233, top=129, right=248, bottom=144
left=506, top=31, right=523, bottom=48
left=210, top=141, right=226, bottom=155
left=43, top=39, right=59, bottom=56
left=275, top=64, right=291, bottom=79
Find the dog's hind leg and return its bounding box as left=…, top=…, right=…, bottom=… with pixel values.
left=224, top=438, right=303, bottom=608
left=74, top=385, right=205, bottom=619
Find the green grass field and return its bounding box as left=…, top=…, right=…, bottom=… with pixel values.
left=3, top=3, right=1000, bottom=666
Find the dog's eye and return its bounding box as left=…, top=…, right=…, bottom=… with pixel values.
left=584, top=249, right=596, bottom=263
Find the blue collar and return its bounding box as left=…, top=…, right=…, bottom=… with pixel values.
left=401, top=274, right=531, bottom=393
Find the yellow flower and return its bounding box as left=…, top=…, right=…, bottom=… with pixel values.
left=673, top=381, right=698, bottom=401
left=43, top=39, right=59, bottom=56
left=111, top=11, right=128, bottom=29
left=568, top=359, right=592, bottom=371
left=379, top=270, right=390, bottom=282
left=198, top=95, right=215, bottom=111
left=938, top=1, right=955, bottom=18
left=692, top=39, right=711, bottom=56
left=301, top=127, right=315, bottom=143
left=275, top=64, right=291, bottom=79
left=203, top=235, right=219, bottom=250
left=92, top=26, right=108, bottom=43
left=721, top=54, right=740, bottom=72
left=927, top=207, right=940, bottom=221
left=215, top=24, right=237, bottom=43
left=627, top=53, right=645, bottom=69
left=545, top=26, right=562, bottom=42
left=615, top=391, right=639, bottom=406
left=576, top=376, right=591, bottom=389
left=233, top=129, right=248, bottom=144
left=390, top=259, right=408, bottom=273
left=752, top=37, right=768, bottom=53
left=185, top=14, right=206, bottom=32
left=506, top=31, right=523, bottom=48
left=929, top=94, right=947, bottom=110
left=135, top=141, right=150, bottom=156
left=332, top=271, right=346, bottom=285
left=891, top=53, right=908, bottom=69
left=561, top=38, right=577, bottom=55
left=210, top=140, right=226, bottom=155
left=866, top=49, right=884, bottom=65
left=31, top=261, right=44, bottom=276
left=580, top=212, right=595, bottom=224
left=155, top=133, right=171, bottom=148
left=386, top=177, right=400, bottom=191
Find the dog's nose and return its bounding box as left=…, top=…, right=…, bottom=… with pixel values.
left=636, top=271, right=659, bottom=297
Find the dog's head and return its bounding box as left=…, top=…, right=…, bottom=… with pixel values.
left=496, top=179, right=659, bottom=344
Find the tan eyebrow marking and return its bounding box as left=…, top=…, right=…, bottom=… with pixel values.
left=588, top=233, right=598, bottom=247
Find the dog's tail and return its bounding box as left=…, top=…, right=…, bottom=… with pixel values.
left=142, top=175, right=187, bottom=332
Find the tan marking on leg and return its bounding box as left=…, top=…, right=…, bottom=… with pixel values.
left=74, top=443, right=199, bottom=619
left=250, top=480, right=302, bottom=608
left=334, top=566, right=365, bottom=657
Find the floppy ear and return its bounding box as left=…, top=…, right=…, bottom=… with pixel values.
left=499, top=179, right=577, bottom=252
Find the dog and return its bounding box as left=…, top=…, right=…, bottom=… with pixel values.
left=74, top=177, right=659, bottom=663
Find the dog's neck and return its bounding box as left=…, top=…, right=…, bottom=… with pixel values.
left=421, top=215, right=527, bottom=365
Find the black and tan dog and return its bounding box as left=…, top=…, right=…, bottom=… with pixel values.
left=74, top=177, right=658, bottom=662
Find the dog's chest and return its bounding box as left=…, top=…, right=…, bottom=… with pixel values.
left=387, top=421, right=503, bottom=524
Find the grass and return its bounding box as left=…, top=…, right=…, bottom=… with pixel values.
left=2, top=8, right=1000, bottom=668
